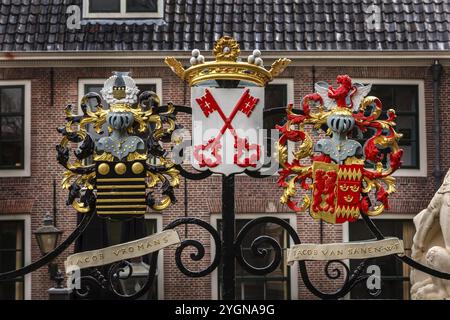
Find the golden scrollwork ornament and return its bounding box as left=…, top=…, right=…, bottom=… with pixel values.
left=56, top=72, right=180, bottom=216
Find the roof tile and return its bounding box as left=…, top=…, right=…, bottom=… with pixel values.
left=0, top=0, right=447, bottom=52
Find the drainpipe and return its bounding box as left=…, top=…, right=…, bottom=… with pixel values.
left=432, top=60, right=443, bottom=190
left=53, top=179, right=57, bottom=228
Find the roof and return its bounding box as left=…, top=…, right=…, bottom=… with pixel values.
left=0, top=0, right=449, bottom=52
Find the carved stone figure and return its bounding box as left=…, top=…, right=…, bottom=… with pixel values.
left=410, top=170, right=450, bottom=299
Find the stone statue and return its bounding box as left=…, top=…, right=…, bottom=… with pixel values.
left=410, top=170, right=450, bottom=299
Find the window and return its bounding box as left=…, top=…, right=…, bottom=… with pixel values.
left=79, top=78, right=162, bottom=164
left=79, top=78, right=162, bottom=116
left=347, top=218, right=414, bottom=300
left=106, top=216, right=161, bottom=299
left=216, top=218, right=292, bottom=300
left=263, top=79, right=294, bottom=168
left=369, top=85, right=419, bottom=168
left=0, top=218, right=31, bottom=300
left=83, top=0, right=163, bottom=18
left=353, top=79, right=426, bottom=177
left=83, top=81, right=159, bottom=110
left=0, top=82, right=31, bottom=177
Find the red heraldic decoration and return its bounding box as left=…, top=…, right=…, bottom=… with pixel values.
left=277, top=75, right=403, bottom=224
left=311, top=162, right=363, bottom=224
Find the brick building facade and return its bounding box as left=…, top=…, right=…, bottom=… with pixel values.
left=0, top=0, right=449, bottom=300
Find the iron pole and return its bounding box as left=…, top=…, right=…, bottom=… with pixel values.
left=221, top=174, right=235, bottom=300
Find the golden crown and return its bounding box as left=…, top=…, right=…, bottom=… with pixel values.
left=165, top=36, right=291, bottom=87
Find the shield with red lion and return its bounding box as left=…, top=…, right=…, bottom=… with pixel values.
left=311, top=161, right=363, bottom=224
left=191, top=87, right=264, bottom=175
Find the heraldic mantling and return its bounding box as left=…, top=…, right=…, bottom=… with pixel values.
left=56, top=72, right=180, bottom=216
left=277, top=75, right=404, bottom=224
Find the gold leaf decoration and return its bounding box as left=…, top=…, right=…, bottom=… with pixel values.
left=213, top=36, right=240, bottom=61
left=93, top=152, right=115, bottom=162
left=164, top=57, right=185, bottom=80
left=127, top=152, right=147, bottom=162
left=269, top=58, right=291, bottom=78
left=151, top=196, right=172, bottom=211
left=62, top=170, right=76, bottom=189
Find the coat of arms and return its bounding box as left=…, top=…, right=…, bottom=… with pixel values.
left=278, top=75, right=403, bottom=224
left=56, top=72, right=180, bottom=216
left=191, top=86, right=264, bottom=175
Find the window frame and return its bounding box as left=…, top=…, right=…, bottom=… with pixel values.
left=342, top=213, right=415, bottom=300
left=82, top=0, right=164, bottom=19
left=78, top=78, right=162, bottom=166
left=0, top=215, right=31, bottom=300
left=0, top=81, right=31, bottom=177
left=145, top=213, right=164, bottom=299
left=268, top=79, right=295, bottom=167
left=78, top=78, right=162, bottom=109
left=352, top=78, right=426, bottom=177
left=106, top=213, right=164, bottom=299
left=210, top=213, right=298, bottom=300
left=253, top=78, right=295, bottom=175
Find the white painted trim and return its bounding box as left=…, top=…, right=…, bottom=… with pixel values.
left=366, top=213, right=416, bottom=220
left=0, top=81, right=31, bottom=177
left=82, top=0, right=164, bottom=19
left=0, top=215, right=31, bottom=300
left=353, top=78, right=427, bottom=177
left=210, top=213, right=299, bottom=300
left=273, top=78, right=295, bottom=164
left=342, top=213, right=416, bottom=249
left=342, top=222, right=351, bottom=300
left=270, top=78, right=295, bottom=105
left=78, top=78, right=163, bottom=123
left=0, top=56, right=447, bottom=69
left=342, top=213, right=415, bottom=249
left=145, top=213, right=164, bottom=299
left=260, top=78, right=295, bottom=175
left=0, top=51, right=449, bottom=63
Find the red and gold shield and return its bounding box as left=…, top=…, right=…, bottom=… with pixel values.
left=311, top=161, right=363, bottom=224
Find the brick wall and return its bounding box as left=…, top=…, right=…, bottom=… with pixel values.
left=0, top=63, right=446, bottom=300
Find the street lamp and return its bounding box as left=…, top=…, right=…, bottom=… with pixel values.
left=34, top=214, right=62, bottom=256
left=34, top=214, right=64, bottom=289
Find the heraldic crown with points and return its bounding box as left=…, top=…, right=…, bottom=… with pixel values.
left=165, top=36, right=292, bottom=176
left=165, top=36, right=291, bottom=87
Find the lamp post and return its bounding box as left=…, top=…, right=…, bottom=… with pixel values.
left=34, top=214, right=69, bottom=299
left=34, top=214, right=62, bottom=257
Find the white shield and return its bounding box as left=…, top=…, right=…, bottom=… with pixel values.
left=191, top=87, right=264, bottom=175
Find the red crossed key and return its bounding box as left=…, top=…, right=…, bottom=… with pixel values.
left=194, top=88, right=261, bottom=168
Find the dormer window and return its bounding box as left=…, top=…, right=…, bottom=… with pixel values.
left=83, top=0, right=163, bottom=18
